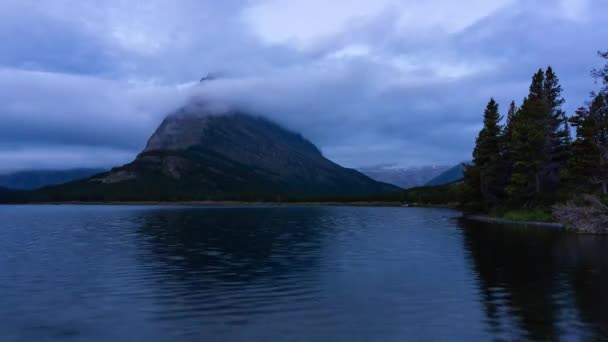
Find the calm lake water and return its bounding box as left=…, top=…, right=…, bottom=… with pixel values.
left=0, top=205, right=606, bottom=341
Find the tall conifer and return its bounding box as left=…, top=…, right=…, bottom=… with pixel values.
left=469, top=99, right=504, bottom=208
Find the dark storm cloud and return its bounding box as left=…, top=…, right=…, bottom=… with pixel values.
left=0, top=0, right=606, bottom=171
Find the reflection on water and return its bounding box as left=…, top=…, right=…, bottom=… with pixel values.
left=0, top=205, right=607, bottom=341
left=133, top=207, right=328, bottom=328
left=460, top=219, right=608, bottom=340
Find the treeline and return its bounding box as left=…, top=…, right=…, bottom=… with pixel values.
left=463, top=51, right=608, bottom=213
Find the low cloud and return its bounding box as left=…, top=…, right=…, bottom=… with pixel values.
left=0, top=0, right=606, bottom=171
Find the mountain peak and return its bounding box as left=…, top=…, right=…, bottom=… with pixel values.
left=25, top=109, right=399, bottom=202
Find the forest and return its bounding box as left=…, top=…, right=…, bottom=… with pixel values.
left=463, top=51, right=608, bottom=232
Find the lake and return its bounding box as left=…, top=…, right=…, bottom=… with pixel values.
left=0, top=205, right=606, bottom=341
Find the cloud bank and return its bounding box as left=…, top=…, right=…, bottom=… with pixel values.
left=0, top=0, right=607, bottom=172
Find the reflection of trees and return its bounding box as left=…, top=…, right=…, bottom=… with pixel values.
left=461, top=219, right=608, bottom=340
left=554, top=234, right=608, bottom=339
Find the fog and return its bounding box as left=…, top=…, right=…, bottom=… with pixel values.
left=0, top=0, right=606, bottom=171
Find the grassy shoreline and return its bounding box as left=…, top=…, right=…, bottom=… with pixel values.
left=463, top=214, right=565, bottom=229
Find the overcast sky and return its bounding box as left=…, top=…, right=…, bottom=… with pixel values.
left=1, top=0, right=607, bottom=172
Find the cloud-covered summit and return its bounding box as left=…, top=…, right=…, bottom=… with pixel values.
left=1, top=0, right=606, bottom=172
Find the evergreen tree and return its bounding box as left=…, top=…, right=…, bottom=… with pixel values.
left=503, top=101, right=519, bottom=143
left=592, top=51, right=608, bottom=94
left=588, top=94, right=608, bottom=195
left=564, top=52, right=608, bottom=196
left=462, top=163, right=482, bottom=210
left=468, top=98, right=504, bottom=209
left=507, top=95, right=547, bottom=207
left=500, top=101, right=519, bottom=201
left=463, top=51, right=608, bottom=212
left=506, top=70, right=549, bottom=207
left=564, top=106, right=602, bottom=192
left=589, top=51, right=608, bottom=195
left=540, top=67, right=569, bottom=194
left=529, top=69, right=545, bottom=99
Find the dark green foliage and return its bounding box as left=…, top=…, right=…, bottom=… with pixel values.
left=562, top=106, right=603, bottom=193
left=564, top=95, right=608, bottom=195
left=504, top=67, right=569, bottom=206
left=500, top=101, right=518, bottom=195
left=402, top=183, right=463, bottom=205
left=463, top=50, right=608, bottom=215
left=463, top=100, right=503, bottom=209
left=471, top=99, right=505, bottom=208
left=502, top=209, right=553, bottom=223
left=507, top=96, right=548, bottom=206
left=540, top=67, right=570, bottom=195
left=462, top=163, right=483, bottom=211
left=503, top=101, right=519, bottom=143
left=564, top=52, right=608, bottom=196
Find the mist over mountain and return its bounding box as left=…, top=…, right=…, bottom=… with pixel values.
left=359, top=164, right=450, bottom=189
left=19, top=106, right=398, bottom=202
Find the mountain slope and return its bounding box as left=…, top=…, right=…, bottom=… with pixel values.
left=24, top=110, right=399, bottom=202
left=0, top=186, right=13, bottom=202
left=425, top=163, right=469, bottom=186
left=359, top=165, right=450, bottom=189
left=0, top=169, right=105, bottom=190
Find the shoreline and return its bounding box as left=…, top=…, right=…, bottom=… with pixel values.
left=463, top=214, right=566, bottom=230
left=5, top=201, right=602, bottom=234
left=1, top=201, right=583, bottom=233
left=0, top=201, right=409, bottom=207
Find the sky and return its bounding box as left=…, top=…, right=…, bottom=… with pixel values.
left=1, top=0, right=607, bottom=173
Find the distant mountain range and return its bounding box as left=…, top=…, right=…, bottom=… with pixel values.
left=0, top=169, right=105, bottom=190
left=425, top=163, right=469, bottom=186
left=12, top=108, right=399, bottom=202
left=359, top=164, right=450, bottom=189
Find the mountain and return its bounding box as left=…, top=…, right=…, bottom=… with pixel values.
left=21, top=109, right=399, bottom=202
left=0, top=186, right=12, bottom=202
left=0, top=168, right=105, bottom=190
left=425, top=163, right=469, bottom=186
left=359, top=164, right=450, bottom=189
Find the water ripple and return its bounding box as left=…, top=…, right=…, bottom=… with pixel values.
left=0, top=205, right=607, bottom=341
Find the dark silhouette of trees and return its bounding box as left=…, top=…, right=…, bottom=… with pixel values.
left=464, top=51, right=608, bottom=213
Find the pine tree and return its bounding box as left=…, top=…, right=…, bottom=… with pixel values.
left=507, top=70, right=549, bottom=207
left=503, top=101, right=519, bottom=143
left=564, top=106, right=602, bottom=192
left=507, top=95, right=547, bottom=207
left=589, top=51, right=608, bottom=195
left=462, top=163, right=482, bottom=210
left=468, top=98, right=504, bottom=209
left=592, top=51, right=608, bottom=94
left=588, top=94, right=608, bottom=195
left=530, top=69, right=545, bottom=99
left=540, top=67, right=568, bottom=195
left=500, top=101, right=519, bottom=201
left=564, top=51, right=608, bottom=196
